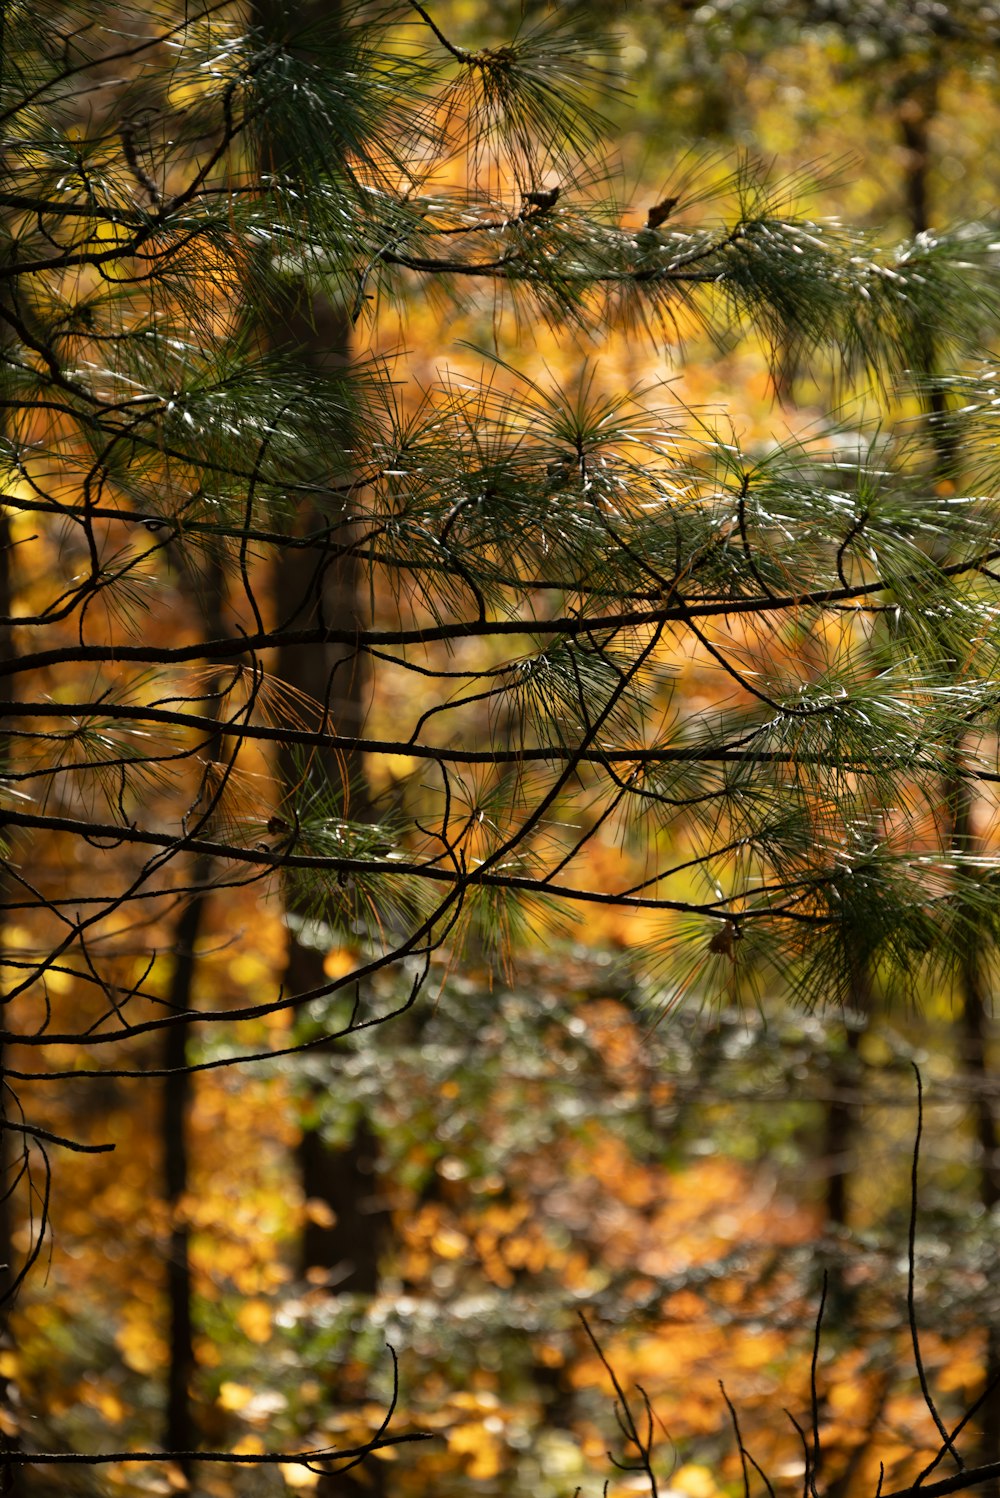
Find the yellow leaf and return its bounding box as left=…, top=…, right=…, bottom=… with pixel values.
left=115, top=1319, right=165, bottom=1376
left=448, top=1421, right=503, bottom=1480
left=232, top=1435, right=265, bottom=1455
left=468, top=1441, right=502, bottom=1481
left=827, top=1379, right=872, bottom=1419
left=92, top=1388, right=126, bottom=1424
left=673, top=1465, right=719, bottom=1498
left=448, top=1422, right=482, bottom=1453
left=451, top=1391, right=499, bottom=1413
left=936, top=1344, right=983, bottom=1394
left=304, top=1198, right=337, bottom=1228
left=218, top=1381, right=254, bottom=1413
left=236, top=1299, right=272, bottom=1345
left=431, top=1227, right=467, bottom=1259
left=535, top=1341, right=564, bottom=1369
left=227, top=953, right=268, bottom=988
left=323, top=946, right=359, bottom=979
left=279, top=1464, right=320, bottom=1490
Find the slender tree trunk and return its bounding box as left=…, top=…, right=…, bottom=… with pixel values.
left=948, top=767, right=1000, bottom=1482
left=0, top=8, right=26, bottom=1454
left=0, top=512, right=24, bottom=1494
left=270, top=260, right=389, bottom=1498
left=897, top=70, right=1000, bottom=1487
left=822, top=1010, right=864, bottom=1233
left=162, top=548, right=226, bottom=1466
left=268, top=288, right=386, bottom=1294
left=163, top=890, right=200, bottom=1471
left=252, top=5, right=388, bottom=1490
left=818, top=957, right=869, bottom=1438
left=268, top=212, right=388, bottom=1498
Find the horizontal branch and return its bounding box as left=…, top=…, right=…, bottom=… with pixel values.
left=0, top=1121, right=114, bottom=1153
left=1, top=1431, right=433, bottom=1468
left=882, top=1461, right=1000, bottom=1498
left=1, top=544, right=998, bottom=680
left=0, top=697, right=968, bottom=778
left=0, top=805, right=825, bottom=917
left=379, top=248, right=720, bottom=284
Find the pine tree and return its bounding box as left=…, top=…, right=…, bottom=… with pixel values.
left=4, top=0, right=1000, bottom=1486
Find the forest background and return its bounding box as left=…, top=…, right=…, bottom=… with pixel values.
left=5, top=2, right=1000, bottom=1496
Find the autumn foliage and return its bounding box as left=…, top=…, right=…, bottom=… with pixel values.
left=3, top=2, right=1000, bottom=1496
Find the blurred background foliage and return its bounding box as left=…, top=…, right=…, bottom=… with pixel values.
left=7, top=2, right=1000, bottom=1496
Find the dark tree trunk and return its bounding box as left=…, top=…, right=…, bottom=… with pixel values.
left=162, top=881, right=203, bottom=1469
left=822, top=1014, right=864, bottom=1233
left=819, top=966, right=869, bottom=1377
left=259, top=105, right=388, bottom=1304
left=0, top=26, right=26, bottom=1447
left=0, top=511, right=25, bottom=1493
left=162, top=548, right=227, bottom=1465
left=897, top=70, right=1000, bottom=1489
left=0, top=12, right=24, bottom=1473
left=949, top=768, right=1000, bottom=1483
left=268, top=190, right=388, bottom=1498
left=252, top=4, right=388, bottom=1490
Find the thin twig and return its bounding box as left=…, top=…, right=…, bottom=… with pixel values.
left=721, top=1382, right=752, bottom=1498
left=407, top=1, right=471, bottom=62
left=809, top=1270, right=827, bottom=1498
left=0, top=1122, right=113, bottom=1154
left=579, top=1311, right=659, bottom=1498
left=0, top=1432, right=432, bottom=1467
left=786, top=1409, right=812, bottom=1498
left=915, top=1365, right=1000, bottom=1487
left=908, top=1065, right=963, bottom=1470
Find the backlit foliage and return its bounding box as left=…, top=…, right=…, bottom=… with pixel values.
left=3, top=0, right=1000, bottom=1493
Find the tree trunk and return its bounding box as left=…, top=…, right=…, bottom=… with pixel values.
left=0, top=511, right=25, bottom=1493
left=822, top=1013, right=864, bottom=1234
left=897, top=70, right=1000, bottom=1488
left=0, top=10, right=26, bottom=1446
left=268, top=182, right=388, bottom=1498
left=252, top=4, right=389, bottom=1489
left=948, top=766, right=1000, bottom=1484
left=162, top=547, right=227, bottom=1466
left=162, top=892, right=200, bottom=1470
